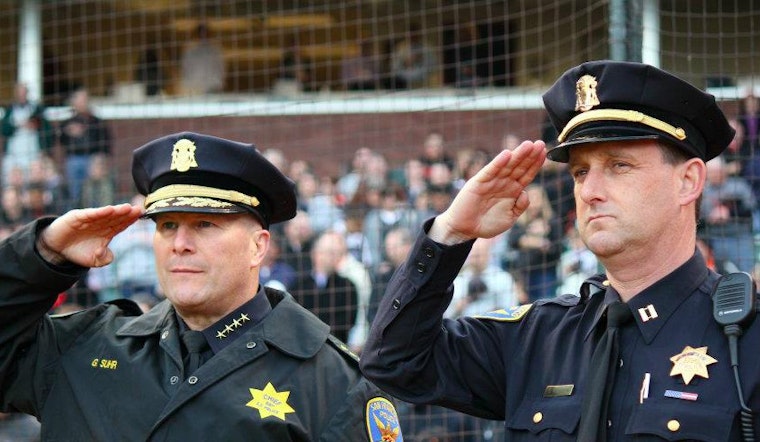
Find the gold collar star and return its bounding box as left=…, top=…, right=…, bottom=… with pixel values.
left=669, top=346, right=717, bottom=385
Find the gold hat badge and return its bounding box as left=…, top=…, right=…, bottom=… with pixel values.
left=575, top=74, right=600, bottom=112
left=171, top=138, right=199, bottom=173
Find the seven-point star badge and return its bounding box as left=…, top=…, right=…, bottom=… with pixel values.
left=669, top=346, right=718, bottom=385
left=246, top=382, right=295, bottom=420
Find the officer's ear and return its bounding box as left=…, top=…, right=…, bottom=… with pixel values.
left=251, top=226, right=270, bottom=268
left=677, top=157, right=706, bottom=207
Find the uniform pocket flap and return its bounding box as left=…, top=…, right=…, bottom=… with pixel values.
left=626, top=400, right=734, bottom=441
left=507, top=395, right=581, bottom=434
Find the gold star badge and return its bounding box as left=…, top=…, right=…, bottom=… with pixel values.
left=669, top=346, right=717, bottom=385
left=246, top=382, right=295, bottom=421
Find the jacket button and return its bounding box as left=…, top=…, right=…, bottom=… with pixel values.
left=532, top=412, right=543, bottom=423
left=667, top=420, right=680, bottom=432
left=170, top=376, right=179, bottom=385
left=246, top=341, right=256, bottom=349
left=392, top=299, right=401, bottom=310
left=424, top=247, right=435, bottom=258
left=161, top=330, right=169, bottom=340
left=416, top=262, right=426, bottom=273
left=188, top=376, right=199, bottom=385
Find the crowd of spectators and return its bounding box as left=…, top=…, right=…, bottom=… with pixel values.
left=1, top=88, right=760, bottom=440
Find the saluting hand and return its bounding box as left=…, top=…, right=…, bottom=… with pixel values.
left=429, top=140, right=546, bottom=244
left=37, top=204, right=145, bottom=267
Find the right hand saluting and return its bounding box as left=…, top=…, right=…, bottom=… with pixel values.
left=429, top=140, right=546, bottom=245
left=37, top=204, right=144, bottom=267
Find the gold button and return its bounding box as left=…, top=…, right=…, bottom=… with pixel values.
left=602, top=280, right=610, bottom=286
left=532, top=412, right=543, bottom=423
left=667, top=420, right=680, bottom=432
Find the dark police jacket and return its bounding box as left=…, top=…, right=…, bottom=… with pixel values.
left=361, top=224, right=760, bottom=441
left=0, top=220, right=400, bottom=441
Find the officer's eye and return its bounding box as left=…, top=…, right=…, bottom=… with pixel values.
left=157, top=220, right=178, bottom=231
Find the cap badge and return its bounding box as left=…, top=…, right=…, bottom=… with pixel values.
left=575, top=74, right=600, bottom=112
left=171, top=139, right=199, bottom=173
left=669, top=345, right=717, bottom=385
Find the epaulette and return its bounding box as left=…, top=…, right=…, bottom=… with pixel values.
left=326, top=334, right=359, bottom=363
left=105, top=298, right=144, bottom=317
left=535, top=293, right=583, bottom=307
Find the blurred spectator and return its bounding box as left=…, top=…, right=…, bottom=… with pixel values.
left=507, top=184, right=563, bottom=303
left=22, top=181, right=54, bottom=220
left=738, top=90, right=760, bottom=155
left=696, top=236, right=740, bottom=275
left=341, top=40, right=381, bottom=91
left=281, top=210, right=315, bottom=280
left=362, top=185, right=426, bottom=269
left=390, top=24, right=438, bottom=89
left=27, top=157, right=66, bottom=213
left=292, top=230, right=358, bottom=343
left=134, top=46, right=164, bottom=97
left=0, top=412, right=40, bottom=442
left=367, top=226, right=413, bottom=325
left=296, top=171, right=345, bottom=234
left=336, top=147, right=373, bottom=202
left=180, top=22, right=225, bottom=95
left=699, top=155, right=756, bottom=273
left=418, top=132, right=454, bottom=178
left=400, top=158, right=428, bottom=206
left=329, top=231, right=373, bottom=353
left=259, top=234, right=297, bottom=292
left=58, top=88, right=112, bottom=208
left=426, top=183, right=456, bottom=215
left=0, top=186, right=28, bottom=229
left=1, top=82, right=53, bottom=186
left=453, top=148, right=490, bottom=190
left=557, top=225, right=599, bottom=295
left=78, top=153, right=115, bottom=208
left=275, top=36, right=315, bottom=94
left=446, top=238, right=517, bottom=319
left=86, top=194, right=159, bottom=303
left=723, top=119, right=746, bottom=176
left=288, top=159, right=312, bottom=184
left=453, top=21, right=486, bottom=88
left=343, top=205, right=371, bottom=264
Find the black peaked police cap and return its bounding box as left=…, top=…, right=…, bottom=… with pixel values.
left=132, top=132, right=297, bottom=227
left=542, top=60, right=735, bottom=163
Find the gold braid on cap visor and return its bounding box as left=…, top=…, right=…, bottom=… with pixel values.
left=557, top=109, right=688, bottom=143
left=144, top=184, right=260, bottom=208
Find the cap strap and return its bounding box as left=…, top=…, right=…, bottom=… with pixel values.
left=145, top=184, right=260, bottom=208
left=557, top=109, right=688, bottom=143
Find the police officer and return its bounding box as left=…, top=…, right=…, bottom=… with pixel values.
left=0, top=132, right=402, bottom=441
left=361, top=60, right=760, bottom=440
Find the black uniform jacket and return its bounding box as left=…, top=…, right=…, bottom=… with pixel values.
left=361, top=223, right=760, bottom=441
left=0, top=220, right=400, bottom=441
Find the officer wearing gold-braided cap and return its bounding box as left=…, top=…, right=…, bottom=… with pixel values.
left=0, top=131, right=401, bottom=441
left=362, top=60, right=760, bottom=441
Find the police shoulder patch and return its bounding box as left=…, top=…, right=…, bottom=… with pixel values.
left=366, top=397, right=403, bottom=441
left=472, top=304, right=533, bottom=322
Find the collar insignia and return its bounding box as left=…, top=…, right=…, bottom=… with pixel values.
left=575, top=74, right=600, bottom=112
left=215, top=312, right=251, bottom=339
left=246, top=382, right=295, bottom=421
left=669, top=346, right=717, bottom=385
left=170, top=138, right=198, bottom=173
left=366, top=397, right=402, bottom=442
left=638, top=304, right=658, bottom=322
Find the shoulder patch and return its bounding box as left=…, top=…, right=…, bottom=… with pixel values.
left=366, top=397, right=403, bottom=441
left=326, top=334, right=359, bottom=363
left=473, top=304, right=533, bottom=322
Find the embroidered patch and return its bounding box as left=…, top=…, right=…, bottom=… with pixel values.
left=366, top=397, right=402, bottom=441
left=473, top=304, right=533, bottom=322
left=246, top=382, right=295, bottom=421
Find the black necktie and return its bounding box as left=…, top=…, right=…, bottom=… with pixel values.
left=181, top=330, right=209, bottom=376
left=577, top=301, right=633, bottom=442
